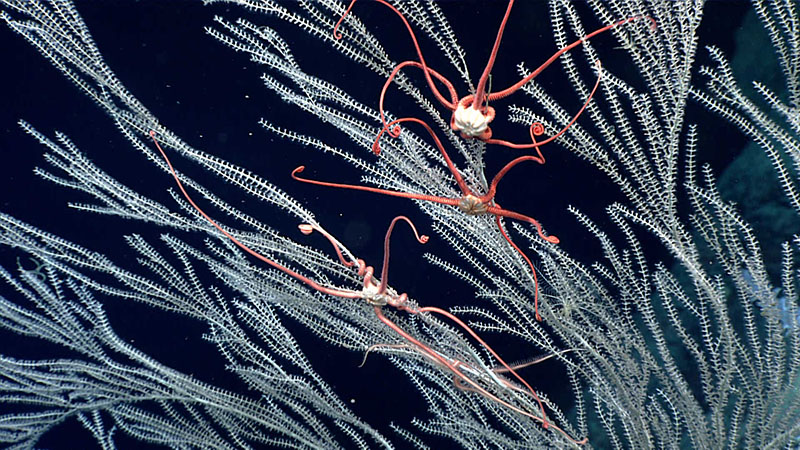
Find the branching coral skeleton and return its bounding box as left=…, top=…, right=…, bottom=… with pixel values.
left=319, top=0, right=654, bottom=321
left=149, top=131, right=587, bottom=444
left=145, top=2, right=653, bottom=442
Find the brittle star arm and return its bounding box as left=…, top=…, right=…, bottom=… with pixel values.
left=372, top=305, right=551, bottom=426
left=458, top=349, right=578, bottom=396
left=480, top=155, right=546, bottom=202
left=292, top=166, right=461, bottom=208
left=376, top=60, right=458, bottom=146
left=150, top=131, right=361, bottom=299
left=377, top=216, right=429, bottom=295
left=487, top=205, right=558, bottom=245
left=483, top=60, right=604, bottom=149
left=374, top=306, right=587, bottom=444
left=407, top=304, right=549, bottom=422
left=487, top=16, right=655, bottom=102
left=478, top=154, right=557, bottom=322
left=334, top=0, right=454, bottom=110
left=371, top=117, right=470, bottom=196
left=470, top=0, right=516, bottom=110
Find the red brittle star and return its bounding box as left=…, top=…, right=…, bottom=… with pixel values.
left=148, top=130, right=588, bottom=444
left=334, top=0, right=655, bottom=150
left=291, top=117, right=562, bottom=321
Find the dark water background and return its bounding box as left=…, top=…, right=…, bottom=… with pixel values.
left=0, top=1, right=755, bottom=448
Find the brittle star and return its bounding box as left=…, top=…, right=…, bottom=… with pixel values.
left=334, top=0, right=655, bottom=150
left=303, top=219, right=587, bottom=444
left=149, top=130, right=587, bottom=444
left=292, top=116, right=561, bottom=322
